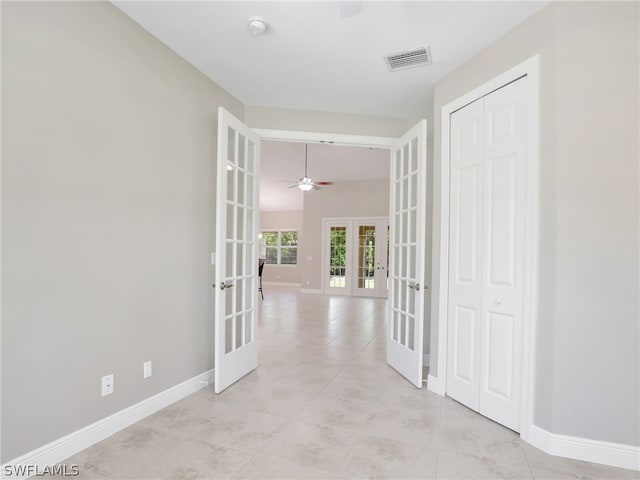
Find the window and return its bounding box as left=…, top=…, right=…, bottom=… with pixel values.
left=262, top=230, right=298, bottom=265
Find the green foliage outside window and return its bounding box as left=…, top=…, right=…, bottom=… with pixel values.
left=262, top=230, right=297, bottom=265
left=330, top=230, right=347, bottom=267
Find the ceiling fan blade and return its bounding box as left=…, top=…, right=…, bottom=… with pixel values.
left=287, top=184, right=301, bottom=189
left=314, top=181, right=333, bottom=186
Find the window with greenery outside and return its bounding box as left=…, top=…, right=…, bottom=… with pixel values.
left=262, top=231, right=297, bottom=265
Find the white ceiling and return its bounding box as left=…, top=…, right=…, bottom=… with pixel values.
left=260, top=141, right=389, bottom=211
left=112, top=1, right=549, bottom=211
left=113, top=1, right=549, bottom=118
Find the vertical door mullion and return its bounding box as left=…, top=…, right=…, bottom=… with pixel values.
left=232, top=129, right=239, bottom=351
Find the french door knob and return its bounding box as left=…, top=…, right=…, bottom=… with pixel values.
left=408, top=282, right=420, bottom=291
left=220, top=281, right=235, bottom=290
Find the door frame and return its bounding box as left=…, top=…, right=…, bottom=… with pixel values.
left=432, top=55, right=540, bottom=443
left=250, top=129, right=395, bottom=297
left=253, top=129, right=395, bottom=149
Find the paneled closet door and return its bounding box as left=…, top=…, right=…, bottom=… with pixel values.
left=447, top=78, right=527, bottom=432
left=447, top=98, right=484, bottom=410
left=479, top=79, right=526, bottom=431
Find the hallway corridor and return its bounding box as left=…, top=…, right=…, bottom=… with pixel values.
left=64, top=288, right=638, bottom=479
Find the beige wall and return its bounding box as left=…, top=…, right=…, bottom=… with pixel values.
left=430, top=1, right=639, bottom=446
left=259, top=211, right=303, bottom=284
left=302, top=180, right=390, bottom=290
left=1, top=1, right=244, bottom=461
left=246, top=105, right=413, bottom=138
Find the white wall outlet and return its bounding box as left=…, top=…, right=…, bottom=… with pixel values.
left=101, top=374, right=114, bottom=397
left=143, top=361, right=152, bottom=379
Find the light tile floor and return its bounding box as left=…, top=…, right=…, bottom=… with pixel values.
left=64, top=287, right=639, bottom=479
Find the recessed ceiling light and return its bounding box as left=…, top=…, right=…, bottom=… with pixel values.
left=248, top=16, right=267, bottom=35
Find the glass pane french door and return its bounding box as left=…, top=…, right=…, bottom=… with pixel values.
left=387, top=120, right=428, bottom=388
left=326, top=223, right=350, bottom=293
left=214, top=107, right=260, bottom=394
left=357, top=224, right=376, bottom=290
left=353, top=219, right=390, bottom=298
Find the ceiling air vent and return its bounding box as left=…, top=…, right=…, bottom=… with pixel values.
left=384, top=47, right=432, bottom=72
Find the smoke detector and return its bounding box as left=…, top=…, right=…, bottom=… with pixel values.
left=248, top=16, right=267, bottom=35
left=384, top=47, right=433, bottom=72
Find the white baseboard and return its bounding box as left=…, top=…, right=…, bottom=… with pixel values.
left=426, top=374, right=443, bottom=395
left=422, top=354, right=430, bottom=367
left=528, top=425, right=640, bottom=471
left=417, top=377, right=639, bottom=472
left=262, top=281, right=301, bottom=287
left=2, top=369, right=214, bottom=479
left=300, top=288, right=323, bottom=294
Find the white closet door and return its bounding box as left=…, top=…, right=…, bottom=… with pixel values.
left=447, top=99, right=484, bottom=409
left=447, top=78, right=527, bottom=432
left=479, top=79, right=526, bottom=431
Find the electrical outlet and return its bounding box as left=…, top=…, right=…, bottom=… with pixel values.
left=101, top=374, right=114, bottom=397
left=143, top=361, right=152, bottom=379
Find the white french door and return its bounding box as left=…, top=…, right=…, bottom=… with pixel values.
left=446, top=78, right=527, bottom=431
left=352, top=219, right=389, bottom=298
left=386, top=120, right=428, bottom=388
left=322, top=218, right=389, bottom=298
left=324, top=221, right=352, bottom=295
left=214, top=107, right=260, bottom=393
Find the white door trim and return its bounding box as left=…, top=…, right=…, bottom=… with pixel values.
left=253, top=128, right=395, bottom=149
left=433, top=55, right=539, bottom=443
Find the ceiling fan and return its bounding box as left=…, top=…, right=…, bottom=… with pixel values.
left=282, top=144, right=333, bottom=192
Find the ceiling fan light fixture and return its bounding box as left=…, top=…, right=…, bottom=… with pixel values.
left=282, top=144, right=331, bottom=192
